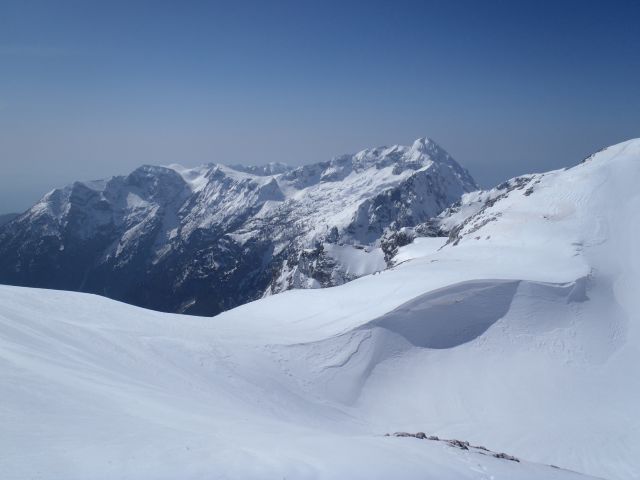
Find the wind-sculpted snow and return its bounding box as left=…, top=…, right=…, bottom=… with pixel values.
left=364, top=279, right=521, bottom=348
left=0, top=137, right=476, bottom=315
left=0, top=283, right=598, bottom=480
left=1, top=139, right=640, bottom=479
left=208, top=138, right=640, bottom=480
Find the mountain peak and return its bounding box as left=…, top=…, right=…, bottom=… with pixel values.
left=409, top=136, right=452, bottom=162
left=0, top=136, right=477, bottom=316
left=410, top=136, right=436, bottom=151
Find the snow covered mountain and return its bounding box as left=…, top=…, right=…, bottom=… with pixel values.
left=2, top=139, right=639, bottom=479
left=0, top=137, right=476, bottom=315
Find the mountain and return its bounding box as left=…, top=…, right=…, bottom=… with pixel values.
left=3, top=138, right=638, bottom=479
left=0, top=212, right=18, bottom=227
left=204, top=138, right=640, bottom=480
left=186, top=137, right=640, bottom=479
left=0, top=137, right=476, bottom=315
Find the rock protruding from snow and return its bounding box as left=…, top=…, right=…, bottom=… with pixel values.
left=387, top=432, right=521, bottom=461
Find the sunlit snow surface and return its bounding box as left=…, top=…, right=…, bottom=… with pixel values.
left=2, top=139, right=640, bottom=479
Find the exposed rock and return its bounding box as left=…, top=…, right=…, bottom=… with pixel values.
left=494, top=452, right=520, bottom=462
left=386, top=432, right=522, bottom=463
left=447, top=439, right=470, bottom=450
left=0, top=138, right=477, bottom=316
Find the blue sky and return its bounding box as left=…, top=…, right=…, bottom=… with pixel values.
left=1, top=0, right=639, bottom=212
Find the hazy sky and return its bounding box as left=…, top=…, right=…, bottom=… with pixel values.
left=1, top=0, right=639, bottom=213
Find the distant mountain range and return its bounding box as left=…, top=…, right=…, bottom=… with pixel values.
left=2, top=138, right=639, bottom=480
left=0, top=137, right=476, bottom=315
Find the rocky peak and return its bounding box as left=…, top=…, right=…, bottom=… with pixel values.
left=0, top=136, right=477, bottom=316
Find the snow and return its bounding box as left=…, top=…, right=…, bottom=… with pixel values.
left=323, top=244, right=386, bottom=277
left=2, top=138, right=640, bottom=479
left=170, top=137, right=475, bottom=250
left=0, top=284, right=596, bottom=480
left=167, top=163, right=212, bottom=192
left=2, top=137, right=477, bottom=314
left=125, top=192, right=148, bottom=209
left=393, top=236, right=447, bottom=263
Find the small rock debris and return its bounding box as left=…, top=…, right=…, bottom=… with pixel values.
left=386, top=432, right=520, bottom=463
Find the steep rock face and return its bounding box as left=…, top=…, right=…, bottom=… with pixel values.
left=0, top=137, right=476, bottom=315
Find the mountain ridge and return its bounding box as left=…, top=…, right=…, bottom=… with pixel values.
left=0, top=137, right=476, bottom=315
left=2, top=138, right=639, bottom=479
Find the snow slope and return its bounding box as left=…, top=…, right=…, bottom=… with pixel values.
left=217, top=140, right=640, bottom=479
left=0, top=285, right=596, bottom=480
left=2, top=139, right=640, bottom=479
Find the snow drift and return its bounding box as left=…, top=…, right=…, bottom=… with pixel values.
left=2, top=138, right=640, bottom=479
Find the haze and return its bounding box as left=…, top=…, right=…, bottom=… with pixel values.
left=1, top=0, right=639, bottom=213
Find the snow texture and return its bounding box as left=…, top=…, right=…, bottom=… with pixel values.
left=3, top=139, right=640, bottom=479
